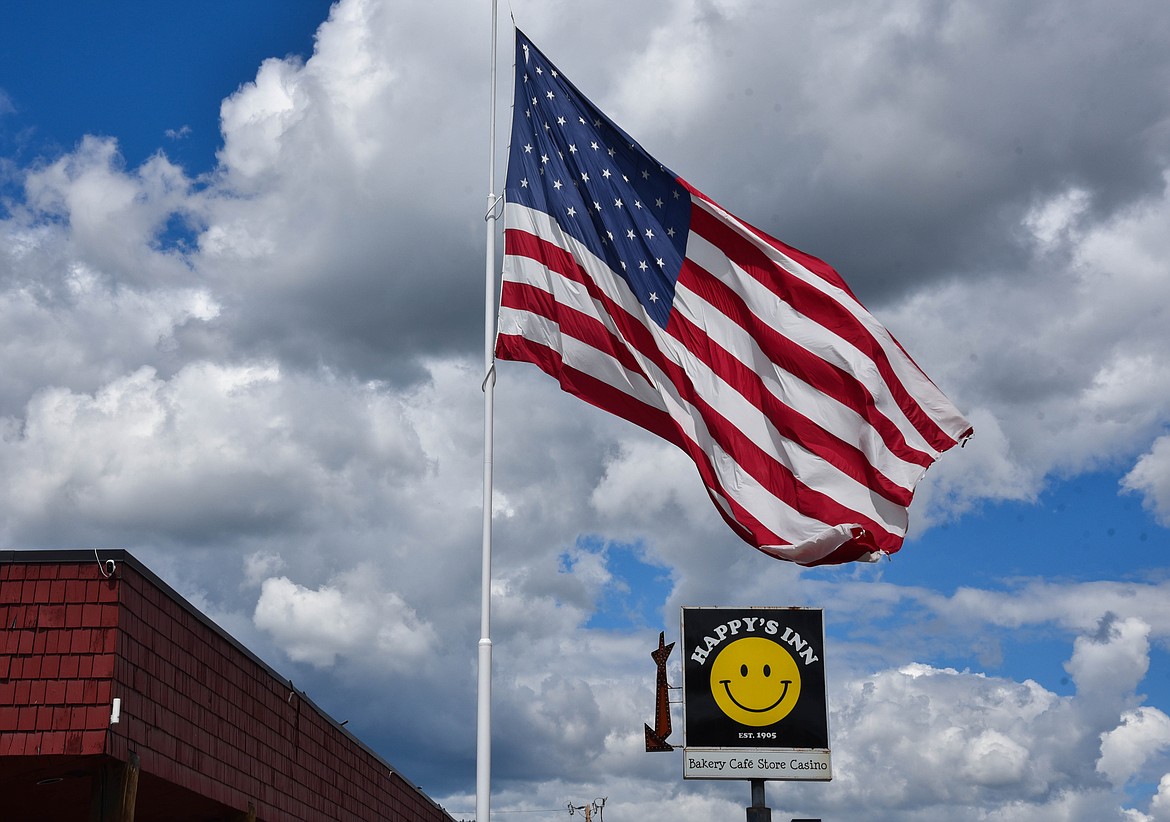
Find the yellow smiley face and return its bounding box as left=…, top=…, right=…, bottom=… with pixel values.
left=709, top=636, right=801, bottom=726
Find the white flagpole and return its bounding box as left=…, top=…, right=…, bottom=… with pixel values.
left=477, top=2, right=500, bottom=822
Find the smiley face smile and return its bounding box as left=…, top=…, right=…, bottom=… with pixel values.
left=719, top=677, right=791, bottom=713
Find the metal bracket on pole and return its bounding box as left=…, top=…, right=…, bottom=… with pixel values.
left=484, top=193, right=504, bottom=221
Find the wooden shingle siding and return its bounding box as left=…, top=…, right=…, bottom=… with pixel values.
left=0, top=560, right=114, bottom=759
left=1, top=551, right=455, bottom=822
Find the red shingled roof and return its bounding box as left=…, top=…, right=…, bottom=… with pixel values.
left=0, top=550, right=457, bottom=822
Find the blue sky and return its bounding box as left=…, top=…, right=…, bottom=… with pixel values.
left=901, top=470, right=1167, bottom=585
left=4, top=2, right=1170, bottom=821
left=1, top=2, right=331, bottom=177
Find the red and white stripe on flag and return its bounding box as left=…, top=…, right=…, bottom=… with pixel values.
left=496, top=186, right=972, bottom=566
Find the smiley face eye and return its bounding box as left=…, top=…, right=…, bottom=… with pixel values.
left=740, top=664, right=748, bottom=677
left=763, top=664, right=771, bottom=677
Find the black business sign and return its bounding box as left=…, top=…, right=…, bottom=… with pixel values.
left=681, top=606, right=830, bottom=780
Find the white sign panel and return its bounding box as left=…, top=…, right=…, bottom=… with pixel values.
left=683, top=747, right=832, bottom=781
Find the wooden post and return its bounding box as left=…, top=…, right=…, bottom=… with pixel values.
left=90, top=751, right=140, bottom=822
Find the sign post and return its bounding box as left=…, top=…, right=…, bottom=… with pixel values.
left=681, top=607, right=830, bottom=820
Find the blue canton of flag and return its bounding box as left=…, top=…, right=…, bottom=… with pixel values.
left=504, top=37, right=689, bottom=329
left=496, top=30, right=972, bottom=566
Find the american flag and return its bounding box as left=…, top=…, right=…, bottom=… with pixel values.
left=495, top=30, right=972, bottom=566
